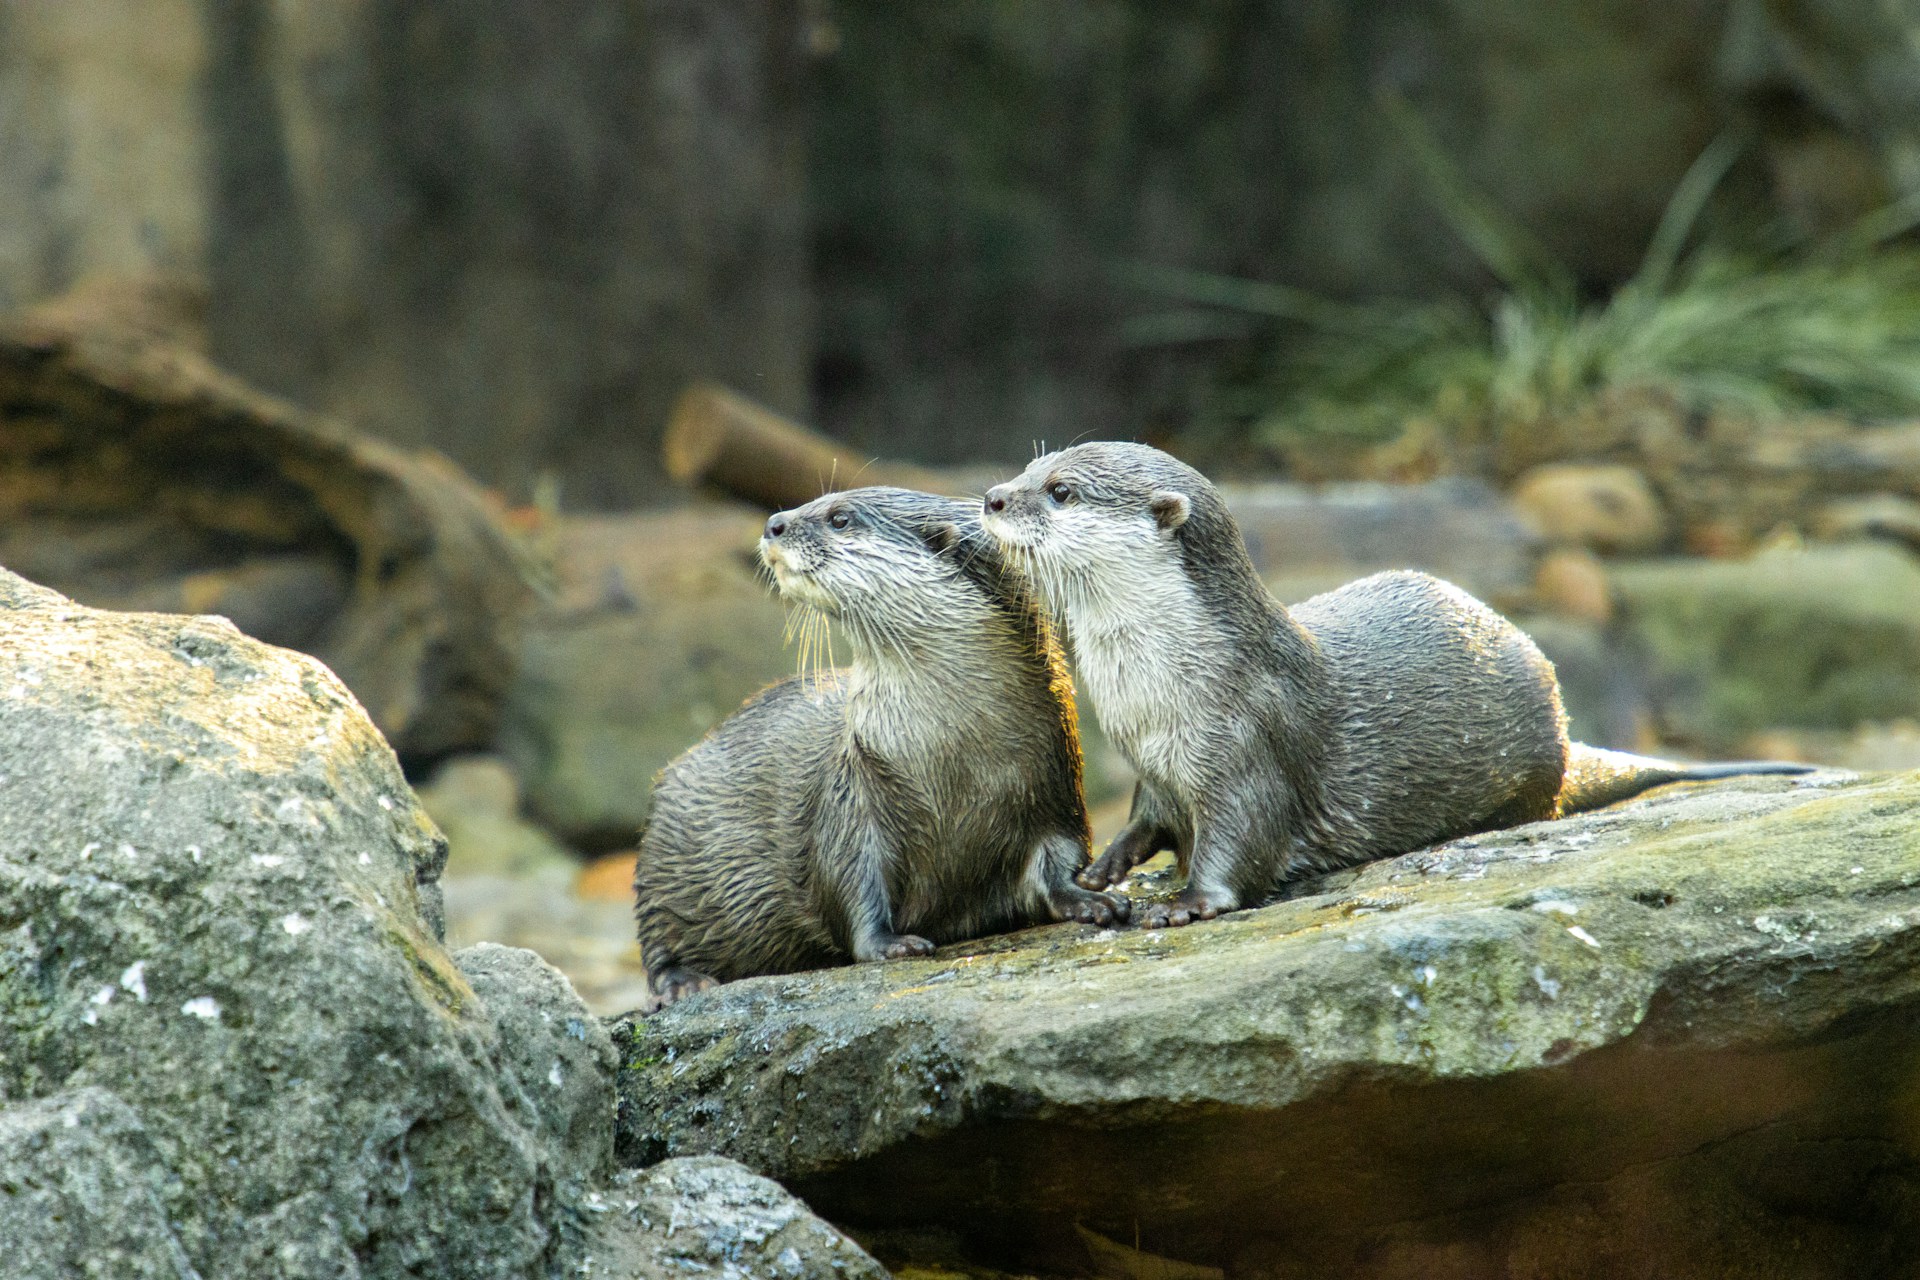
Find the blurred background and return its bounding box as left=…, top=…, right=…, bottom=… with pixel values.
left=8, top=0, right=1920, bottom=1011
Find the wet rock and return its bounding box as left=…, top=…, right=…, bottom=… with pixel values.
left=0, top=289, right=535, bottom=759
left=575, top=1157, right=888, bottom=1280
left=1612, top=541, right=1920, bottom=747
left=615, top=769, right=1920, bottom=1275
left=0, top=568, right=567, bottom=1275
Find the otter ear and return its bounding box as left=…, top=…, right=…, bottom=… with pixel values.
left=920, top=521, right=962, bottom=555
left=1148, top=490, right=1191, bottom=533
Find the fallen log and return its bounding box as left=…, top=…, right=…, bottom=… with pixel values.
left=663, top=382, right=956, bottom=509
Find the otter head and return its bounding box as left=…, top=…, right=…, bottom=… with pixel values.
left=760, top=486, right=1018, bottom=656
left=981, top=443, right=1232, bottom=612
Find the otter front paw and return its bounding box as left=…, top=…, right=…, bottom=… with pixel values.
left=1048, top=884, right=1132, bottom=926
left=650, top=967, right=718, bottom=1009
left=877, top=933, right=936, bottom=960
left=1141, top=890, right=1231, bottom=929
left=1078, top=842, right=1148, bottom=890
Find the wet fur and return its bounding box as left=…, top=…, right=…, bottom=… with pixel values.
left=633, top=487, right=1118, bottom=1005
left=983, top=443, right=1810, bottom=924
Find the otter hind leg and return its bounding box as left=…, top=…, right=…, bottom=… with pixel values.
left=649, top=966, right=718, bottom=1010
left=1079, top=824, right=1160, bottom=890
left=1025, top=831, right=1131, bottom=925
left=1047, top=882, right=1131, bottom=926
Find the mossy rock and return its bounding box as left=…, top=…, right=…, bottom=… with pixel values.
left=614, top=768, right=1920, bottom=1276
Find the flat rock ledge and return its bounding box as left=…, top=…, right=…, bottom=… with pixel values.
left=616, top=770, right=1920, bottom=1278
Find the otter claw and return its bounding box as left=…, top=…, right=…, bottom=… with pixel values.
left=1141, top=892, right=1226, bottom=930
left=880, top=934, right=936, bottom=960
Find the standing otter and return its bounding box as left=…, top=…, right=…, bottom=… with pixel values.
left=633, top=486, right=1127, bottom=1007
left=982, top=442, right=1811, bottom=929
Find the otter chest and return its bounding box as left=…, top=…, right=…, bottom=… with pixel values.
left=1070, top=603, right=1211, bottom=793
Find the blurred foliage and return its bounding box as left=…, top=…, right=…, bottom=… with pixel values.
left=1128, top=111, right=1920, bottom=459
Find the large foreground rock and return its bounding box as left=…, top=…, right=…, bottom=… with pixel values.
left=0, top=568, right=878, bottom=1279
left=616, top=770, right=1920, bottom=1277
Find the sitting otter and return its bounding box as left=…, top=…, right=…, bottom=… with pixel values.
left=633, top=487, right=1127, bottom=1006
left=983, top=442, right=1810, bottom=929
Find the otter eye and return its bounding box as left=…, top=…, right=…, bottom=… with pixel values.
left=1047, top=481, right=1072, bottom=505
left=828, top=510, right=852, bottom=531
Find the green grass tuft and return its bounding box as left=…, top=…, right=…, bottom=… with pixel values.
left=1125, top=121, right=1920, bottom=456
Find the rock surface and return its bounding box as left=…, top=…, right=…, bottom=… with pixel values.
left=0, top=565, right=541, bottom=1275
left=0, top=1088, right=197, bottom=1280
left=0, top=567, right=879, bottom=1279
left=575, top=1158, right=889, bottom=1280
left=615, top=769, right=1920, bottom=1276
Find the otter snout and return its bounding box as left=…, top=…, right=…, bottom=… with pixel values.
left=981, top=480, right=1043, bottom=550
left=758, top=506, right=807, bottom=578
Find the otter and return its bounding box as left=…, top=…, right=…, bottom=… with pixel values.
left=982, top=442, right=1812, bottom=929
left=633, top=486, right=1127, bottom=1007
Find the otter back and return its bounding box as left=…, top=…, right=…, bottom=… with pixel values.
left=1290, top=571, right=1567, bottom=863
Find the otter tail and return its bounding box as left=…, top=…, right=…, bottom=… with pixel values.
left=1556, top=743, right=1816, bottom=817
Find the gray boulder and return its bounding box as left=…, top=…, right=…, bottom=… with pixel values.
left=0, top=567, right=881, bottom=1279
left=0, top=1089, right=198, bottom=1280
left=616, top=769, right=1920, bottom=1277
left=453, top=942, right=617, bottom=1190
left=0, top=565, right=545, bottom=1275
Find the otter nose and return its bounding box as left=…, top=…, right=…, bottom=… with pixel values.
left=765, top=513, right=789, bottom=539
left=984, top=486, right=1010, bottom=515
